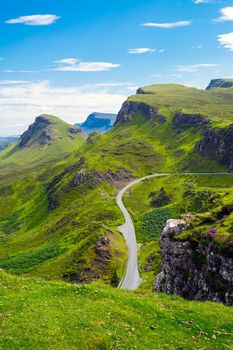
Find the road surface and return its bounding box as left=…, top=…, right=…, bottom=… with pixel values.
left=117, top=172, right=230, bottom=290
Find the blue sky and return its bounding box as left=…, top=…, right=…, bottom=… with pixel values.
left=1, top=0, right=233, bottom=135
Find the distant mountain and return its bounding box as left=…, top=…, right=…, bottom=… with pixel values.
left=206, top=78, right=233, bottom=90
left=77, top=112, right=117, bottom=134
left=0, top=114, right=85, bottom=165
left=0, top=136, right=19, bottom=151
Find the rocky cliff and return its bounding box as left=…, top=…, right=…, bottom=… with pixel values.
left=195, top=124, right=233, bottom=171
left=114, top=101, right=167, bottom=125
left=19, top=116, right=54, bottom=148
left=154, top=219, right=233, bottom=305
left=173, top=112, right=210, bottom=129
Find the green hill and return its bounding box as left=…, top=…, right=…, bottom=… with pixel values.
left=1, top=270, right=233, bottom=350
left=0, top=115, right=85, bottom=166
left=0, top=82, right=233, bottom=296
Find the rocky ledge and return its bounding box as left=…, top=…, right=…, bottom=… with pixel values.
left=173, top=112, right=210, bottom=129
left=154, top=219, right=233, bottom=305
left=195, top=124, right=233, bottom=171
left=70, top=168, right=133, bottom=190
left=19, top=116, right=54, bottom=148
left=114, top=101, right=167, bottom=125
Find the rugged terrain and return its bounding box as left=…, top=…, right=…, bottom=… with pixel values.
left=1, top=81, right=233, bottom=348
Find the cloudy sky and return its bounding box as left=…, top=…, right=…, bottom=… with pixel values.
left=1, top=0, right=233, bottom=135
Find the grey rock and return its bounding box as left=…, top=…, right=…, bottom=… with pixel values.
left=154, top=219, right=233, bottom=305
left=195, top=124, right=233, bottom=171
left=173, top=112, right=210, bottom=129
left=114, top=101, right=167, bottom=125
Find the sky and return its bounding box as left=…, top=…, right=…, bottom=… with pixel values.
left=1, top=0, right=233, bottom=135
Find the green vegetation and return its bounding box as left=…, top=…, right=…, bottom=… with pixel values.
left=125, top=174, right=233, bottom=287
left=1, top=84, right=233, bottom=349
left=0, top=115, right=85, bottom=166
left=132, top=84, right=233, bottom=127
left=1, top=270, right=233, bottom=350
left=1, top=84, right=233, bottom=284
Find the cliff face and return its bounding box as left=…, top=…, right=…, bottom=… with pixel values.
left=19, top=116, right=54, bottom=148
left=195, top=124, right=233, bottom=171
left=114, top=101, right=167, bottom=125
left=154, top=219, right=233, bottom=306
left=173, top=112, right=210, bottom=129
left=206, top=79, right=233, bottom=90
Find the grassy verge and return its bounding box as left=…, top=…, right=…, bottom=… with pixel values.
left=1, top=271, right=233, bottom=350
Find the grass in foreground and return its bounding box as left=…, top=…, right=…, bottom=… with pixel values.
left=1, top=271, right=233, bottom=350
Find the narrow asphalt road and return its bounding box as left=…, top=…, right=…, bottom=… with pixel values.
left=117, top=172, right=230, bottom=290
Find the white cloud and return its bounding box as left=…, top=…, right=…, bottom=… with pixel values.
left=5, top=14, right=60, bottom=26
left=175, top=63, right=219, bottom=72
left=0, top=80, right=30, bottom=85
left=216, top=7, right=233, bottom=22
left=53, top=59, right=121, bottom=72
left=0, top=80, right=127, bottom=135
left=217, top=32, right=233, bottom=51
left=142, top=21, right=191, bottom=29
left=128, top=48, right=156, bottom=54
left=55, top=58, right=79, bottom=65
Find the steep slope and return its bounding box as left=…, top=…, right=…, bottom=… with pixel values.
left=1, top=82, right=233, bottom=286
left=77, top=112, right=117, bottom=134
left=0, top=115, right=85, bottom=165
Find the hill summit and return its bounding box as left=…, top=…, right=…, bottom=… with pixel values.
left=19, top=115, right=82, bottom=148
left=0, top=114, right=85, bottom=165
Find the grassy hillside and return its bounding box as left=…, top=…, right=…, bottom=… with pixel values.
left=0, top=159, right=127, bottom=284
left=132, top=84, right=233, bottom=128
left=0, top=83, right=233, bottom=284
left=1, top=270, right=233, bottom=350
left=124, top=174, right=233, bottom=288
left=0, top=115, right=85, bottom=166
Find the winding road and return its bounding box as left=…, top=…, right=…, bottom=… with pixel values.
left=117, top=172, right=231, bottom=290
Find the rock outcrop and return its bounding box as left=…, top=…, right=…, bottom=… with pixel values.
left=136, top=88, right=154, bottom=95
left=154, top=219, right=233, bottom=305
left=19, top=116, right=54, bottom=148
left=173, top=112, right=210, bottom=129
left=114, top=101, right=167, bottom=125
left=195, top=124, right=233, bottom=171
left=70, top=168, right=132, bottom=190
left=206, top=79, right=233, bottom=90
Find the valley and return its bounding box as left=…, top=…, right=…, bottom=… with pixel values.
left=1, top=81, right=233, bottom=349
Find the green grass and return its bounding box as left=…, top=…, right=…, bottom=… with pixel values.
left=0, top=84, right=233, bottom=287
left=1, top=270, right=233, bottom=350
left=131, top=84, right=233, bottom=127
left=0, top=115, right=85, bottom=166
left=125, top=174, right=233, bottom=288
